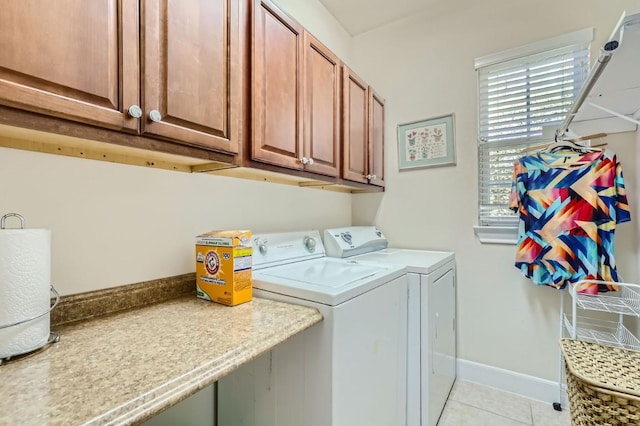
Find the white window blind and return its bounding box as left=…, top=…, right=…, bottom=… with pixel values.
left=477, top=40, right=590, bottom=227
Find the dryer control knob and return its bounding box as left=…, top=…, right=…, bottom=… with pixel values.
left=341, top=232, right=352, bottom=245
left=258, top=243, right=268, bottom=255
left=303, top=236, right=316, bottom=252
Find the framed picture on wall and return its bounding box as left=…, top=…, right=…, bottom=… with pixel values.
left=397, top=113, right=456, bottom=170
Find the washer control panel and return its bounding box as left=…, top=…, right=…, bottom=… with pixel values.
left=251, top=230, right=324, bottom=269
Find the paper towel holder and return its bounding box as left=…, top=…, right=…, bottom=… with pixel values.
left=0, top=286, right=60, bottom=330
left=0, top=212, right=26, bottom=230
left=0, top=292, right=60, bottom=365
left=0, top=213, right=60, bottom=365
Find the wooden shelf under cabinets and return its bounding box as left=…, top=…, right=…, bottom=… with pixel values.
left=0, top=112, right=381, bottom=194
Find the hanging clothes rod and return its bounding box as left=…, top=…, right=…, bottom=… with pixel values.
left=555, top=12, right=632, bottom=140
left=555, top=44, right=618, bottom=140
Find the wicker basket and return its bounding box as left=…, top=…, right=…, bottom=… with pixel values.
left=560, top=338, right=640, bottom=425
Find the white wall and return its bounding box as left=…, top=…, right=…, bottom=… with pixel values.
left=0, top=147, right=351, bottom=295
left=272, top=0, right=352, bottom=62
left=0, top=0, right=353, bottom=297
left=350, top=0, right=640, bottom=382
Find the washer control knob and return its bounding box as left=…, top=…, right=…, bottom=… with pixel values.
left=303, top=236, right=316, bottom=252
left=376, top=230, right=382, bottom=237
left=258, top=243, right=268, bottom=255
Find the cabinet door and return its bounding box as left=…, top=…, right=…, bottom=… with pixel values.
left=303, top=32, right=340, bottom=177
left=142, top=0, right=240, bottom=153
left=252, top=0, right=304, bottom=169
left=342, top=66, right=369, bottom=184
left=368, top=89, right=385, bottom=188
left=0, top=1, right=139, bottom=131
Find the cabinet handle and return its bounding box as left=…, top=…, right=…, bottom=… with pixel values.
left=366, top=174, right=377, bottom=180
left=299, top=157, right=315, bottom=166
left=148, top=110, right=162, bottom=122
left=127, top=105, right=143, bottom=118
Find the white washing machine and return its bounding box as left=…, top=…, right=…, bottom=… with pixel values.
left=218, top=230, right=408, bottom=426
left=324, top=226, right=456, bottom=426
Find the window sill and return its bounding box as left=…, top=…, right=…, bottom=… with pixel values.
left=473, top=226, right=518, bottom=245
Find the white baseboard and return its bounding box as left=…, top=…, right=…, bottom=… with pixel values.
left=456, top=359, right=568, bottom=407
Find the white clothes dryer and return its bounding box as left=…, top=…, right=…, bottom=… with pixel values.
left=218, top=230, right=408, bottom=426
left=324, top=226, right=456, bottom=426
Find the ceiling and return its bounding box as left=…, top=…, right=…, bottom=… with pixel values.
left=318, top=0, right=438, bottom=35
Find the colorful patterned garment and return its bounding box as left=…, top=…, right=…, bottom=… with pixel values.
left=509, top=149, right=631, bottom=293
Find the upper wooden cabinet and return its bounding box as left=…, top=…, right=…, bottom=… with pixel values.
left=252, top=0, right=340, bottom=177
left=0, top=1, right=140, bottom=131
left=302, top=32, right=341, bottom=177
left=0, top=0, right=383, bottom=191
left=368, top=88, right=385, bottom=188
left=0, top=0, right=240, bottom=154
left=141, top=0, right=240, bottom=153
left=252, top=0, right=304, bottom=169
left=342, top=66, right=369, bottom=184
left=342, top=66, right=385, bottom=188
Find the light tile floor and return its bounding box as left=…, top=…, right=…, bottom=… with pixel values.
left=438, top=380, right=570, bottom=425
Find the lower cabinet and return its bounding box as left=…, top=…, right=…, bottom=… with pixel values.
left=142, top=383, right=216, bottom=426
left=217, top=334, right=310, bottom=425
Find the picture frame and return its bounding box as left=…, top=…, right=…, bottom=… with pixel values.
left=397, top=113, right=456, bottom=170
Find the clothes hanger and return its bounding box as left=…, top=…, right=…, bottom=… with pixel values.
left=520, top=132, right=607, bottom=154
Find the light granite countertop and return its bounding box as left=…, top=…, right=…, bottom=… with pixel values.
left=0, top=296, right=322, bottom=425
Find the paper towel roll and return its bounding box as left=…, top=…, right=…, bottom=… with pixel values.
left=0, top=228, right=51, bottom=359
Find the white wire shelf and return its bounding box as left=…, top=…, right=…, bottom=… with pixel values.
left=563, top=314, right=640, bottom=351
left=568, top=280, right=640, bottom=317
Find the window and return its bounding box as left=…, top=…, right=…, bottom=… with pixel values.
left=474, top=29, right=592, bottom=243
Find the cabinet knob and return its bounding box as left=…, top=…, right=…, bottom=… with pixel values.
left=299, top=157, right=315, bottom=166
left=366, top=174, right=377, bottom=180
left=127, top=105, right=143, bottom=118
left=148, top=110, right=162, bottom=122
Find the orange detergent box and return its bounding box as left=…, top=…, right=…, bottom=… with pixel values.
left=195, top=230, right=253, bottom=306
